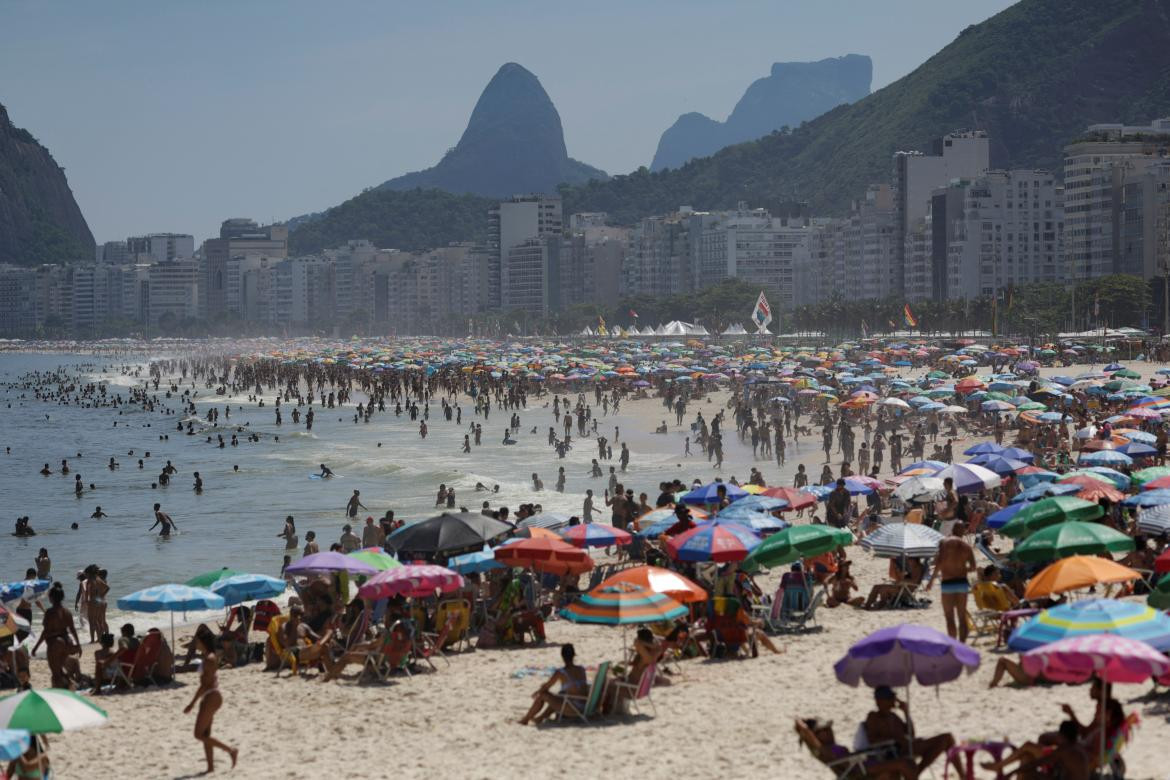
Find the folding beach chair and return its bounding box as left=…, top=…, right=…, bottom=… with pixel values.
left=609, top=662, right=657, bottom=717
left=557, top=661, right=610, bottom=724
left=431, top=599, right=472, bottom=653
left=266, top=616, right=298, bottom=676
left=360, top=622, right=412, bottom=683
left=129, top=631, right=164, bottom=685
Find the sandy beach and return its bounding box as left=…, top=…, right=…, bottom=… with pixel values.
left=12, top=360, right=1170, bottom=779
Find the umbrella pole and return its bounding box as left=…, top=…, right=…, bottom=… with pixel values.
left=170, top=611, right=176, bottom=654
left=1098, top=678, right=1106, bottom=770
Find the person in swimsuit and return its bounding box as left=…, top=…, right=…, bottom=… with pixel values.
left=183, top=630, right=239, bottom=773
left=149, top=503, right=177, bottom=537
left=6, top=738, right=50, bottom=780
left=278, top=515, right=298, bottom=550
left=518, top=643, right=588, bottom=725
left=31, top=582, right=82, bottom=689
left=924, top=529, right=976, bottom=642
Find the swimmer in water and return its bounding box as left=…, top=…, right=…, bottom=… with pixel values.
left=149, top=503, right=177, bottom=537
left=318, top=464, right=334, bottom=478
left=91, top=507, right=107, bottom=519
left=193, top=472, right=203, bottom=492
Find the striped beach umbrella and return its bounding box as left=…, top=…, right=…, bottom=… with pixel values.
left=1009, top=599, right=1170, bottom=652
left=665, top=521, right=760, bottom=562
left=346, top=548, right=403, bottom=572
left=597, top=565, right=707, bottom=603
left=860, top=523, right=944, bottom=559
left=0, top=580, right=50, bottom=606
left=934, top=463, right=1002, bottom=493
left=1124, top=489, right=1170, bottom=509
left=560, top=523, right=633, bottom=548
left=1011, top=522, right=1135, bottom=563
left=357, top=564, right=463, bottom=600
left=1137, top=504, right=1170, bottom=536
left=999, top=496, right=1104, bottom=539
left=0, top=690, right=107, bottom=733
left=560, top=583, right=687, bottom=625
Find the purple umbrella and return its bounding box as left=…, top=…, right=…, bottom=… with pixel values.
left=284, top=552, right=378, bottom=576
left=834, top=624, right=980, bottom=688
left=834, top=624, right=980, bottom=753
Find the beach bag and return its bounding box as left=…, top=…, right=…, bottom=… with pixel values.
left=476, top=623, right=498, bottom=650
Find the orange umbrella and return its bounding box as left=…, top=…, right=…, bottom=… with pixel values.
left=758, top=486, right=817, bottom=511
left=1024, top=555, right=1141, bottom=600
left=494, top=537, right=594, bottom=576
left=1080, top=437, right=1128, bottom=451
left=597, top=565, right=707, bottom=603
left=515, top=526, right=561, bottom=540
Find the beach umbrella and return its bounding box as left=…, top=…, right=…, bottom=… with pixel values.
left=1009, top=482, right=1082, bottom=504
left=665, top=521, right=760, bottom=562
left=1000, top=496, right=1104, bottom=538
left=859, top=523, right=944, bottom=559
left=834, top=624, right=980, bottom=757
left=966, top=455, right=1029, bottom=476
left=1147, top=576, right=1170, bottom=609
left=209, top=574, right=286, bottom=606
left=1156, top=549, right=1170, bottom=575
left=1117, top=442, right=1158, bottom=459
left=758, top=486, right=816, bottom=510
left=680, top=481, right=749, bottom=505
left=1021, top=634, right=1170, bottom=766
left=0, top=689, right=107, bottom=733
left=346, top=548, right=403, bottom=572
left=494, top=537, right=594, bottom=576
left=893, top=476, right=946, bottom=503
left=560, top=523, right=633, bottom=548
left=933, top=463, right=1001, bottom=493
left=633, top=506, right=710, bottom=528
left=1132, top=466, right=1170, bottom=487
left=742, top=525, right=853, bottom=571
left=1124, top=489, right=1170, bottom=509
left=357, top=564, right=463, bottom=600
left=1072, top=467, right=1132, bottom=490
left=899, top=460, right=947, bottom=475
left=184, top=568, right=243, bottom=588
left=387, top=511, right=515, bottom=557
left=597, top=565, right=707, bottom=603
left=1078, top=450, right=1133, bottom=466
left=1010, top=522, right=1135, bottom=563
left=0, top=729, right=30, bottom=760
left=0, top=580, right=50, bottom=606
left=1014, top=467, right=1060, bottom=488
left=1009, top=599, right=1170, bottom=652
left=1137, top=504, right=1170, bottom=535
left=1024, top=556, right=1141, bottom=600
left=284, top=552, right=378, bottom=577
left=964, top=442, right=1004, bottom=456
left=985, top=502, right=1028, bottom=530
left=713, top=503, right=788, bottom=532
left=447, top=546, right=504, bottom=575
left=516, top=512, right=575, bottom=531
left=117, top=583, right=226, bottom=648
left=560, top=583, right=687, bottom=625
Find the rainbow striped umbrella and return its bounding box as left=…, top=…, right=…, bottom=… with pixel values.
left=560, top=583, right=687, bottom=625
left=665, top=521, right=760, bottom=562
left=1009, top=599, right=1170, bottom=651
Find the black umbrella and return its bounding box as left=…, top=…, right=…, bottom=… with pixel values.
left=387, top=512, right=515, bottom=559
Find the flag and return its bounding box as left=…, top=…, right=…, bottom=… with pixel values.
left=752, top=291, right=772, bottom=331
left=903, top=303, right=918, bottom=329
left=1006, top=285, right=1014, bottom=311
left=860, top=319, right=868, bottom=338
left=598, top=316, right=607, bottom=336
left=1094, top=294, right=1100, bottom=318
left=629, top=309, right=639, bottom=319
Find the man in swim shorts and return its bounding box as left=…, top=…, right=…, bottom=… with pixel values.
left=925, top=529, right=976, bottom=642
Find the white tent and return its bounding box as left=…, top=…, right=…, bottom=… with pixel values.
left=690, top=325, right=710, bottom=336
left=659, top=321, right=691, bottom=336
left=579, top=327, right=594, bottom=336
left=640, top=326, right=656, bottom=336
left=722, top=323, right=748, bottom=335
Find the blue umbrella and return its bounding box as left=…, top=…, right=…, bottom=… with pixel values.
left=680, top=482, right=749, bottom=505
left=966, top=455, right=1029, bottom=476
left=0, top=729, right=30, bottom=760
left=1117, top=442, right=1158, bottom=459
left=1123, top=489, right=1170, bottom=508
left=448, top=547, right=505, bottom=574
left=1008, top=599, right=1170, bottom=652
left=985, top=502, right=1028, bottom=530
left=1009, top=482, right=1082, bottom=504
left=1016, top=469, right=1060, bottom=488
left=117, top=584, right=226, bottom=648
left=997, top=446, right=1036, bottom=462
left=713, top=505, right=788, bottom=532
left=1077, top=450, right=1133, bottom=466
left=1079, top=467, right=1132, bottom=490
left=0, top=579, right=50, bottom=605
left=964, top=442, right=1004, bottom=456
left=209, top=574, right=286, bottom=606
left=840, top=478, right=875, bottom=496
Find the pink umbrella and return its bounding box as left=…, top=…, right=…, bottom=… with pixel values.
left=357, top=564, right=463, bottom=600
left=1022, top=634, right=1170, bottom=764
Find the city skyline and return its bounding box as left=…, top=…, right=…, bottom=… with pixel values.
left=1, top=0, right=1016, bottom=242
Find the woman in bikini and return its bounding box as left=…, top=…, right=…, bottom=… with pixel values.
left=183, top=631, right=239, bottom=773
left=31, top=582, right=82, bottom=689
left=518, top=643, right=588, bottom=725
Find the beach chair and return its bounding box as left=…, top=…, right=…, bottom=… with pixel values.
left=360, top=623, right=412, bottom=683
left=418, top=611, right=458, bottom=669
left=609, top=662, right=657, bottom=718
left=1094, top=712, right=1140, bottom=779
left=557, top=661, right=610, bottom=724
left=251, top=599, right=280, bottom=633
left=129, top=631, right=163, bottom=685
left=795, top=718, right=898, bottom=778
left=266, top=616, right=298, bottom=676
left=970, top=581, right=1013, bottom=641
left=108, top=645, right=137, bottom=691
left=432, top=599, right=471, bottom=652
left=706, top=597, right=749, bottom=657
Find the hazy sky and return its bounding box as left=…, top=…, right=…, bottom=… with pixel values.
left=2, top=0, right=1017, bottom=243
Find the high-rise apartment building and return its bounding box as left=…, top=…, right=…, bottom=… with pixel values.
left=199, top=218, right=288, bottom=319
left=489, top=195, right=562, bottom=309
left=126, top=233, right=195, bottom=264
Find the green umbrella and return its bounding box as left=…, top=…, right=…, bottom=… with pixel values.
left=1000, top=496, right=1104, bottom=539
left=0, top=689, right=107, bottom=733
left=1132, top=466, right=1170, bottom=487
left=184, top=568, right=243, bottom=588
left=1113, top=369, right=1142, bottom=379
left=1148, top=575, right=1170, bottom=610
left=1011, top=521, right=1135, bottom=563
left=742, top=525, right=852, bottom=572
left=346, top=549, right=402, bottom=572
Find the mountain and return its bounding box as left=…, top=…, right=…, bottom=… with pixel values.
left=650, top=55, right=872, bottom=171
left=0, top=103, right=94, bottom=265
left=379, top=62, right=607, bottom=197
left=562, top=0, right=1170, bottom=224
left=286, top=188, right=493, bottom=256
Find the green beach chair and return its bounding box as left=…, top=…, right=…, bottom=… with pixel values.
left=557, top=661, right=610, bottom=724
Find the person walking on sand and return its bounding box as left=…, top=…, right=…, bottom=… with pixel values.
left=183, top=630, right=239, bottom=773
left=924, top=529, right=977, bottom=642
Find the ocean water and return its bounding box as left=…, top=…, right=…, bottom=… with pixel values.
left=0, top=351, right=713, bottom=610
